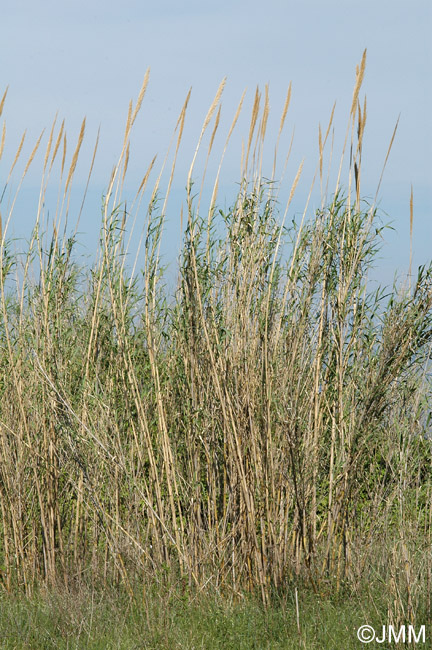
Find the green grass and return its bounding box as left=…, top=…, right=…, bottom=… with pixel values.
left=0, top=582, right=409, bottom=649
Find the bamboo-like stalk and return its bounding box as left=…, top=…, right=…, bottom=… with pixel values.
left=0, top=55, right=430, bottom=624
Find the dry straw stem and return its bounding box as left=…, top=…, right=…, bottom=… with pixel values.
left=129, top=93, right=192, bottom=282
left=1, top=129, right=45, bottom=245
left=272, top=82, right=292, bottom=181
left=136, top=154, right=158, bottom=199
left=321, top=104, right=336, bottom=207
left=272, top=157, right=304, bottom=345
left=48, top=119, right=65, bottom=175
left=256, top=84, right=270, bottom=179
left=35, top=116, right=60, bottom=242
left=65, top=118, right=86, bottom=194
left=242, top=86, right=260, bottom=178
left=287, top=96, right=336, bottom=282
left=135, top=85, right=191, bottom=236
left=208, top=89, right=246, bottom=217
left=354, top=96, right=367, bottom=207
left=350, top=49, right=367, bottom=117
left=41, top=117, right=86, bottom=250
left=196, top=102, right=222, bottom=218
left=22, top=130, right=45, bottom=179
left=187, top=77, right=226, bottom=201
left=129, top=153, right=158, bottom=280
left=161, top=87, right=192, bottom=219
left=130, top=68, right=150, bottom=129
left=340, top=107, right=399, bottom=297
left=334, top=49, right=367, bottom=202
left=121, top=140, right=130, bottom=188
left=60, top=131, right=67, bottom=179
left=126, top=155, right=157, bottom=286
left=106, top=69, right=150, bottom=212
left=92, top=76, right=153, bottom=342
left=0, top=122, right=6, bottom=163
left=0, top=87, right=8, bottom=118
left=3, top=130, right=26, bottom=195
left=42, top=114, right=58, bottom=173
left=318, top=101, right=336, bottom=196
left=374, top=115, right=400, bottom=203
left=335, top=108, right=399, bottom=296
left=74, top=127, right=100, bottom=234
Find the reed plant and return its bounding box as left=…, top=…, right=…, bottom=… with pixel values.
left=0, top=52, right=431, bottom=629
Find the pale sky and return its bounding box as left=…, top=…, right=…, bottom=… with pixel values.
left=1, top=0, right=431, bottom=285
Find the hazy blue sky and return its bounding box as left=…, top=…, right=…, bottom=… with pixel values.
left=1, top=0, right=431, bottom=285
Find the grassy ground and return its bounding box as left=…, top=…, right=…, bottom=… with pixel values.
left=0, top=582, right=410, bottom=649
